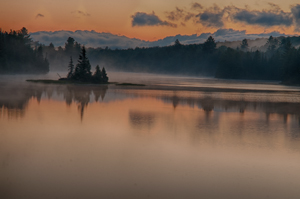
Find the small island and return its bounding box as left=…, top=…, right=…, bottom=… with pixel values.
left=27, top=46, right=109, bottom=85
left=61, top=46, right=108, bottom=84
left=27, top=45, right=147, bottom=86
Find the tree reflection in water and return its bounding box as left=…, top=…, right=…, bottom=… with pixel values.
left=1, top=83, right=300, bottom=125
left=0, top=83, right=108, bottom=120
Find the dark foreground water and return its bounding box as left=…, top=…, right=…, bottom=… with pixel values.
left=1, top=73, right=300, bottom=199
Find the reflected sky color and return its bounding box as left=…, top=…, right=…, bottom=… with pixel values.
left=1, top=79, right=300, bottom=199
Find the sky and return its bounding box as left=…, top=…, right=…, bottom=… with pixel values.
left=1, top=0, right=300, bottom=41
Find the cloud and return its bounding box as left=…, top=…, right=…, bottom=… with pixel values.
left=165, top=5, right=225, bottom=27
left=191, top=3, right=203, bottom=10
left=291, top=4, right=300, bottom=31
left=30, top=29, right=288, bottom=49
left=268, top=3, right=282, bottom=12
left=196, top=5, right=225, bottom=27
left=72, top=10, right=90, bottom=17
left=163, top=3, right=300, bottom=29
left=166, top=7, right=184, bottom=21
left=232, top=7, right=293, bottom=27
left=35, top=13, right=44, bottom=18
left=131, top=12, right=177, bottom=27
left=197, top=12, right=224, bottom=27
left=30, top=30, right=149, bottom=49
left=166, top=7, right=195, bottom=22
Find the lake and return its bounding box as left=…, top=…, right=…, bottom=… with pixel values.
left=1, top=72, right=300, bottom=199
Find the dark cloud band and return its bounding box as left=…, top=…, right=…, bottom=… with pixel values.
left=233, top=9, right=293, bottom=26
left=131, top=12, right=177, bottom=27
left=162, top=3, right=300, bottom=31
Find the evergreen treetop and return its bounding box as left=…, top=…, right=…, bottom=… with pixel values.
left=241, top=39, right=249, bottom=51
left=203, top=36, right=216, bottom=53
left=67, top=56, right=74, bottom=79
left=73, top=46, right=92, bottom=81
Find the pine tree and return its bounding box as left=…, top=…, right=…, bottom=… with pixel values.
left=93, top=65, right=102, bottom=83
left=73, top=46, right=92, bottom=81
left=266, top=36, right=279, bottom=53
left=203, top=36, right=216, bottom=53
left=174, top=39, right=181, bottom=46
left=65, top=37, right=75, bottom=54
left=67, top=56, right=74, bottom=79
left=101, top=67, right=108, bottom=83
left=240, top=39, right=248, bottom=51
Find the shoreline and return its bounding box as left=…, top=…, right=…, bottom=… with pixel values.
left=26, top=79, right=300, bottom=93
left=112, top=84, right=300, bottom=93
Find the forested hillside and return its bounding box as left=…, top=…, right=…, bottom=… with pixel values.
left=0, top=28, right=49, bottom=74
left=29, top=29, right=300, bottom=84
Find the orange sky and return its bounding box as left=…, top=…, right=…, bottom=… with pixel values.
left=1, top=0, right=299, bottom=41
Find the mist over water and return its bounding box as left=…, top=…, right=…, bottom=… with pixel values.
left=1, top=73, right=300, bottom=199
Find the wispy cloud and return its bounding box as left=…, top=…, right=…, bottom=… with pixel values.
left=35, top=13, right=44, bottom=19
left=131, top=12, right=177, bottom=27
left=72, top=10, right=91, bottom=17
left=191, top=3, right=203, bottom=10
left=166, top=7, right=195, bottom=22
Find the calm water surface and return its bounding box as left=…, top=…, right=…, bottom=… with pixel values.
left=1, top=72, right=300, bottom=199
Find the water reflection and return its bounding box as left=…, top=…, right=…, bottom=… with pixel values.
left=64, top=85, right=108, bottom=120
left=0, top=83, right=108, bottom=120
left=1, top=83, right=300, bottom=199
left=1, top=83, right=300, bottom=124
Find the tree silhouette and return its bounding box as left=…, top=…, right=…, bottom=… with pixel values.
left=101, top=67, right=109, bottom=83
left=240, top=39, right=248, bottom=51
left=65, top=37, right=75, bottom=54
left=0, top=27, right=49, bottom=74
left=73, top=46, right=92, bottom=81
left=93, top=65, right=102, bottom=83
left=63, top=46, right=109, bottom=83
left=174, top=39, right=181, bottom=46
left=203, top=36, right=216, bottom=53
left=67, top=56, right=74, bottom=79
left=18, top=27, right=31, bottom=46
left=49, top=42, right=55, bottom=50
left=266, top=36, right=279, bottom=53
left=279, top=37, right=292, bottom=54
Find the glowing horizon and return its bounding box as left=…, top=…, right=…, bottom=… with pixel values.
left=1, top=0, right=300, bottom=41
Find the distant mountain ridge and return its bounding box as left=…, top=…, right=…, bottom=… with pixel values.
left=30, top=29, right=291, bottom=49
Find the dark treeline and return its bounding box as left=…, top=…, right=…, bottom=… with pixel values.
left=0, top=27, right=49, bottom=74
left=216, top=37, right=300, bottom=84
left=38, top=31, right=300, bottom=84
left=86, top=37, right=219, bottom=76
left=43, top=36, right=220, bottom=75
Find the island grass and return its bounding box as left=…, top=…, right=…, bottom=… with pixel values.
left=26, top=79, right=110, bottom=85
left=26, top=79, right=72, bottom=84
left=26, top=79, right=145, bottom=86
left=115, top=83, right=146, bottom=86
